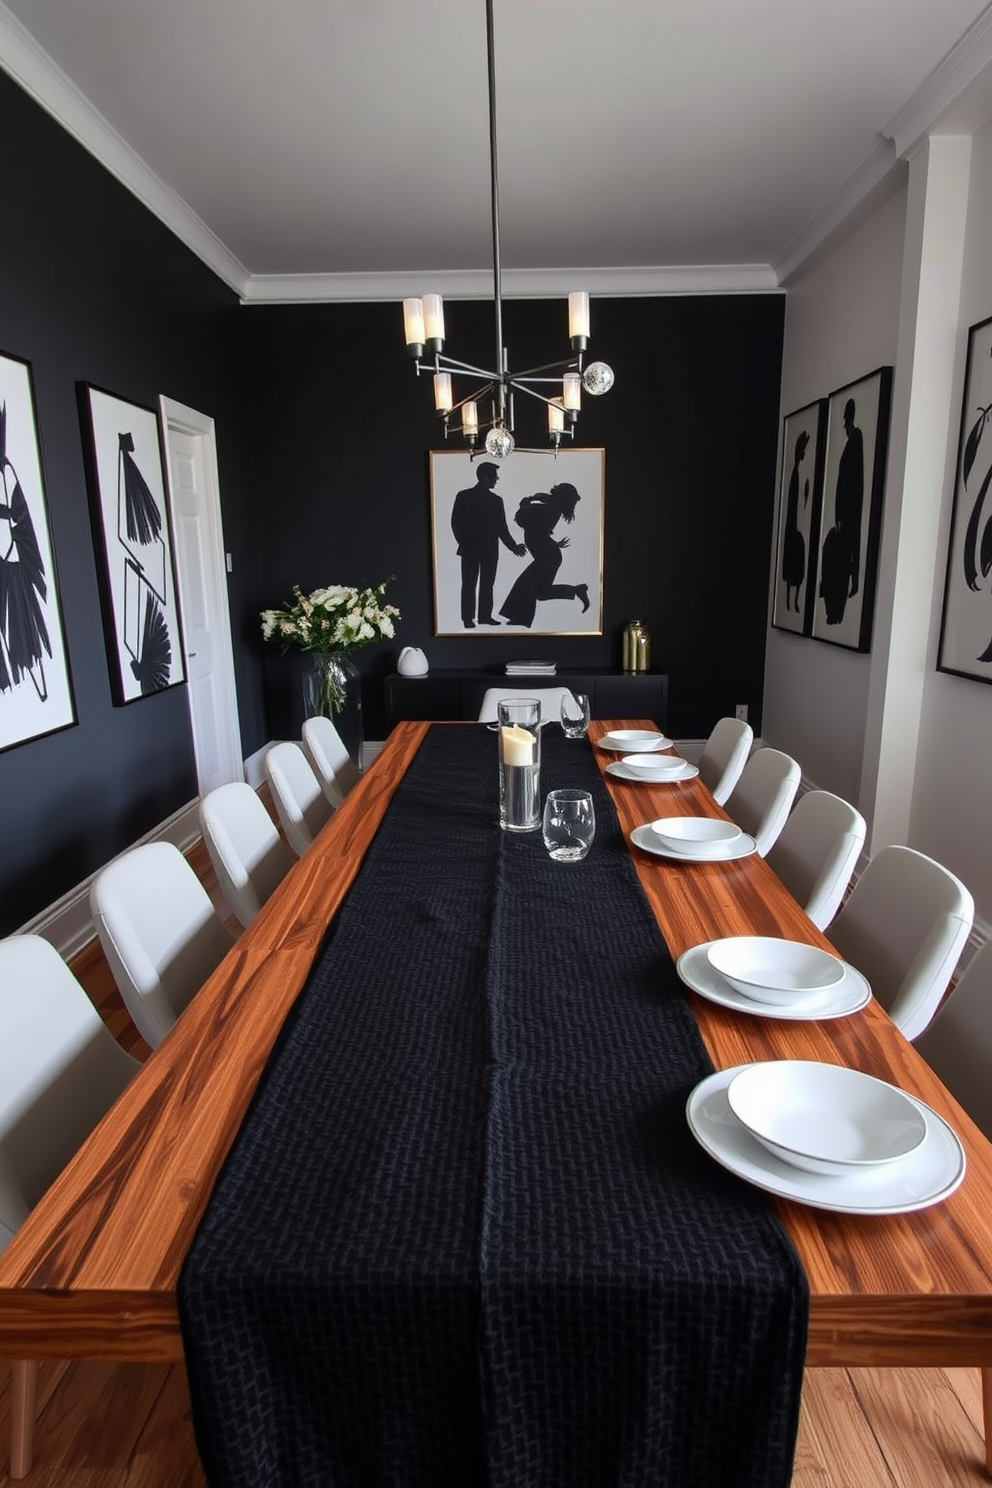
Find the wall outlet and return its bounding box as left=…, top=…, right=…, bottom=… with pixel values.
left=735, top=703, right=748, bottom=722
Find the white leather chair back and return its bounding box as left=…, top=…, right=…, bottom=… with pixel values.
left=264, top=741, right=334, bottom=857
left=915, top=939, right=992, bottom=1139
left=0, top=935, right=138, bottom=1249
left=828, top=844, right=974, bottom=1041
left=199, top=782, right=294, bottom=929
left=724, top=747, right=801, bottom=857
left=765, top=790, right=866, bottom=929
left=302, top=714, right=360, bottom=805
left=477, top=686, right=578, bottom=724
left=697, top=717, right=753, bottom=805
left=90, top=841, right=236, bottom=1049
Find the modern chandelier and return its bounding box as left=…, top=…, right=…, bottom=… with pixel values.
left=401, top=0, right=614, bottom=459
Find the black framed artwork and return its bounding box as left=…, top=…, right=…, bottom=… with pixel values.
left=429, top=448, right=605, bottom=637
left=0, top=348, right=77, bottom=753
left=937, top=314, right=992, bottom=685
left=810, top=366, right=893, bottom=653
left=771, top=399, right=827, bottom=636
left=78, top=383, right=186, bottom=704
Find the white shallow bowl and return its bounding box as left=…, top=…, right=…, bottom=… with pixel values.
left=706, top=936, right=845, bottom=1006
left=621, top=753, right=686, bottom=776
left=727, top=1061, right=928, bottom=1176
left=602, top=729, right=666, bottom=752
left=650, top=816, right=741, bottom=853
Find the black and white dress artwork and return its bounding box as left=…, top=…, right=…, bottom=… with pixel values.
left=0, top=350, right=76, bottom=752
left=938, top=314, right=992, bottom=685
left=430, top=448, right=605, bottom=637
left=80, top=385, right=185, bottom=705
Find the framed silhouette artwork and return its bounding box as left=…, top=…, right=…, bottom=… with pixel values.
left=938, top=314, right=992, bottom=685
left=430, top=448, right=605, bottom=637
left=0, top=348, right=77, bottom=752
left=771, top=398, right=827, bottom=637
left=79, top=383, right=186, bottom=704
left=810, top=367, right=893, bottom=653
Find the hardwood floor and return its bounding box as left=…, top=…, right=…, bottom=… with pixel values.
left=1, top=817, right=988, bottom=1485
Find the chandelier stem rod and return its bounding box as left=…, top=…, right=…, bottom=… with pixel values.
left=485, top=0, right=505, bottom=419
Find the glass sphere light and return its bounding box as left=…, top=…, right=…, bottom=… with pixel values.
left=582, top=361, right=615, bottom=396
left=485, top=425, right=515, bottom=459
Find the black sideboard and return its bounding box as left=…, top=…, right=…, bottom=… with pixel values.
left=384, top=669, right=668, bottom=729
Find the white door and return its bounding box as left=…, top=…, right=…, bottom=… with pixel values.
left=160, top=396, right=244, bottom=793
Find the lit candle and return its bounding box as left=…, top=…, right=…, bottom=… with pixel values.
left=434, top=372, right=453, bottom=412
left=462, top=401, right=479, bottom=436
left=568, top=291, right=590, bottom=347
left=403, top=297, right=425, bottom=348
left=562, top=372, right=581, bottom=411
left=501, top=723, right=535, bottom=766
left=423, top=293, right=445, bottom=344
left=548, top=401, right=565, bottom=434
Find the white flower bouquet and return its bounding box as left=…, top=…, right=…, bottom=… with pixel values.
left=261, top=578, right=400, bottom=655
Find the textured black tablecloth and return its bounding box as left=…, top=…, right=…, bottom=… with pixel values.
left=179, top=724, right=808, bottom=1487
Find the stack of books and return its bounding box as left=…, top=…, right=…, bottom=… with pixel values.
left=505, top=659, right=557, bottom=676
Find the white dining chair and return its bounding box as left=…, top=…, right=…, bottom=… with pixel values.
left=765, top=789, right=866, bottom=930
left=199, top=781, right=295, bottom=929
left=723, top=746, right=800, bottom=856
left=477, top=686, right=578, bottom=724
left=264, top=741, right=335, bottom=857
left=302, top=713, right=360, bottom=806
left=827, top=845, right=974, bottom=1042
left=915, top=939, right=992, bottom=1139
left=694, top=716, right=753, bottom=804
left=90, top=841, right=236, bottom=1050
left=0, top=934, right=140, bottom=1478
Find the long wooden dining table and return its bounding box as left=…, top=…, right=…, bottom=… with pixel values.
left=3, top=717, right=992, bottom=1473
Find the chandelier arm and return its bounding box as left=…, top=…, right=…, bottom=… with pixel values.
left=509, top=380, right=575, bottom=410
left=507, top=356, right=584, bottom=380
left=427, top=355, right=503, bottom=381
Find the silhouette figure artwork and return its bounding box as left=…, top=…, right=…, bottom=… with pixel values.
left=780, top=428, right=810, bottom=613
left=958, top=342, right=992, bottom=662
left=819, top=398, right=864, bottom=625
left=499, top=482, right=590, bottom=629
left=450, top=461, right=525, bottom=628
left=0, top=399, right=52, bottom=702
left=117, top=430, right=173, bottom=694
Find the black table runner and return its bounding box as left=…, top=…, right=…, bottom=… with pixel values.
left=179, top=724, right=808, bottom=1487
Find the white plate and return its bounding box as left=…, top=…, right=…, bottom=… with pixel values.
left=606, top=760, right=699, bottom=784
left=726, top=1061, right=928, bottom=1174
left=597, top=730, right=672, bottom=753
left=686, top=1064, right=966, bottom=1215
left=630, top=823, right=756, bottom=862
left=676, top=941, right=871, bottom=1020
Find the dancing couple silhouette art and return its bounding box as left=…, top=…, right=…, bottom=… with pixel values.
left=451, top=462, right=590, bottom=630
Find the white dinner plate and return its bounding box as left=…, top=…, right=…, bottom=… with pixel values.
left=676, top=941, right=871, bottom=1020
left=606, top=760, right=699, bottom=784
left=597, top=731, right=672, bottom=753
left=686, top=1064, right=966, bottom=1215
left=630, top=823, right=756, bottom=862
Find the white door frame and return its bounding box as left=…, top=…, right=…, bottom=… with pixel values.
left=159, top=395, right=244, bottom=792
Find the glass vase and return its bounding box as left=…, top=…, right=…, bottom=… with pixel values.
left=302, top=650, right=363, bottom=772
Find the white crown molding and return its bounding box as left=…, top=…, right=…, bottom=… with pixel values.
left=241, top=262, right=780, bottom=304
left=0, top=0, right=251, bottom=297
left=884, top=4, right=992, bottom=157
left=774, top=138, right=902, bottom=286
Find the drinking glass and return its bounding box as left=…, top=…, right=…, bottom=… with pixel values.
left=542, top=789, right=596, bottom=862
left=560, top=692, right=591, bottom=738
left=498, top=697, right=542, bottom=831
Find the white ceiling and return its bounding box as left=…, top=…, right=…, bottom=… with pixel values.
left=3, top=0, right=992, bottom=301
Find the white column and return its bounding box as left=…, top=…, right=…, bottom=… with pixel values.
left=860, top=135, right=972, bottom=851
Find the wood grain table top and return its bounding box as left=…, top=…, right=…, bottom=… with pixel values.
left=1, top=719, right=991, bottom=1369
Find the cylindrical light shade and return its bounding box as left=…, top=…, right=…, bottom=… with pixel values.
left=568, top=291, right=590, bottom=344
left=462, top=401, right=479, bottom=436
left=548, top=401, right=565, bottom=433
left=562, top=373, right=581, bottom=411
left=403, top=298, right=425, bottom=347
left=423, top=294, right=445, bottom=344
left=434, top=373, right=453, bottom=412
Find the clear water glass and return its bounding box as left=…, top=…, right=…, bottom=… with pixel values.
left=542, top=789, right=596, bottom=862
left=560, top=692, right=590, bottom=738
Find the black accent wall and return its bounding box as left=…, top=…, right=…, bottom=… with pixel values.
left=241, top=294, right=785, bottom=743
left=0, top=64, right=785, bottom=937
